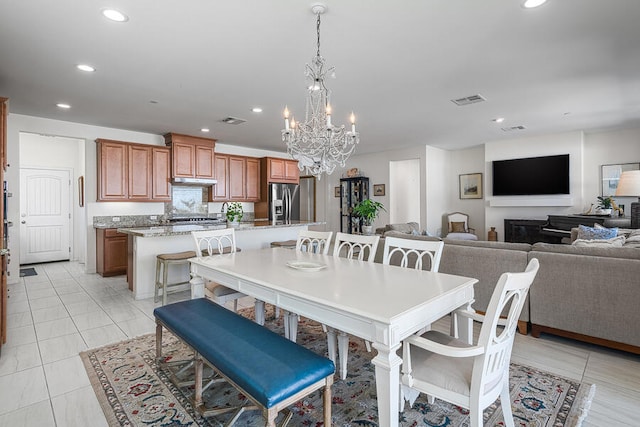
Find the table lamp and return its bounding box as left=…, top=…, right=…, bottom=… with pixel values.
left=615, top=170, right=640, bottom=228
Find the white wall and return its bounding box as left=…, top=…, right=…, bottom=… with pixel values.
left=389, top=159, right=420, bottom=224
left=484, top=131, right=584, bottom=240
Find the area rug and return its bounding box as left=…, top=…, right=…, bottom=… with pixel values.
left=81, top=309, right=595, bottom=427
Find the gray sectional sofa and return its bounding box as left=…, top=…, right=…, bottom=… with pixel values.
left=373, top=227, right=640, bottom=354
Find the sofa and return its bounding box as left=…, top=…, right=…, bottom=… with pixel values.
left=373, top=225, right=640, bottom=354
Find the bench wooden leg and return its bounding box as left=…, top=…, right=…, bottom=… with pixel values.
left=323, top=381, right=332, bottom=426
left=155, top=321, right=163, bottom=361
left=194, top=353, right=203, bottom=408
left=264, top=408, right=277, bottom=427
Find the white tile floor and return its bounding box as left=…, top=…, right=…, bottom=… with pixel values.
left=0, top=261, right=638, bottom=426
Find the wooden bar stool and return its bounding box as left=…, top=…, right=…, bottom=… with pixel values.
left=155, top=250, right=197, bottom=305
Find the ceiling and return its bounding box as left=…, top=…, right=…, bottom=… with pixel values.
left=1, top=0, right=640, bottom=155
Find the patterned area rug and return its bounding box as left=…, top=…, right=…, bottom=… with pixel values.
left=80, top=309, right=595, bottom=427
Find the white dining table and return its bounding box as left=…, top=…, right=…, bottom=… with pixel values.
left=188, top=247, right=477, bottom=427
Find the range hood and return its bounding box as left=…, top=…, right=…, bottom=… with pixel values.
left=172, top=177, right=217, bottom=186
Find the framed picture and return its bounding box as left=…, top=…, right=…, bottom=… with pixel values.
left=373, top=184, right=385, bottom=196
left=459, top=173, right=483, bottom=199
left=601, top=163, right=640, bottom=196
left=334, top=186, right=341, bottom=197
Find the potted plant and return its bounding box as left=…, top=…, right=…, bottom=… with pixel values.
left=226, top=202, right=243, bottom=225
left=596, top=196, right=613, bottom=215
left=352, top=199, right=386, bottom=235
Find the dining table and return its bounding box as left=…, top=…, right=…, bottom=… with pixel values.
left=189, top=247, right=477, bottom=427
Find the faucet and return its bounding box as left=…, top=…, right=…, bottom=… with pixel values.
left=221, top=202, right=228, bottom=213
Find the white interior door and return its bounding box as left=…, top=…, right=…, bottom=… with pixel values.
left=19, top=168, right=71, bottom=264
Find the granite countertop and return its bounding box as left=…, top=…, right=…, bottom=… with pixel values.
left=115, top=220, right=325, bottom=237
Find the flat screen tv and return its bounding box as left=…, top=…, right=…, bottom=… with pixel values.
left=492, top=154, right=570, bottom=196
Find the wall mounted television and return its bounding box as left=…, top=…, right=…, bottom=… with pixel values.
left=492, top=154, right=570, bottom=196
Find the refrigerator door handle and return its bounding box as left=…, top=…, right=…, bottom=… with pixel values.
left=285, top=187, right=291, bottom=222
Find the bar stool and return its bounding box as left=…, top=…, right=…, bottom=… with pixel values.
left=155, top=250, right=197, bottom=305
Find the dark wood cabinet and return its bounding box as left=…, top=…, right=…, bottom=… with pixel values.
left=164, top=133, right=216, bottom=180
left=340, top=177, right=369, bottom=234
left=209, top=154, right=260, bottom=202
left=97, top=139, right=171, bottom=202
left=96, top=228, right=127, bottom=276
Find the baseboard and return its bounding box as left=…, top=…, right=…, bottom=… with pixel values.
left=531, top=324, right=640, bottom=355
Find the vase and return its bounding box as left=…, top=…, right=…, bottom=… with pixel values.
left=362, top=225, right=373, bottom=235
left=488, top=227, right=498, bottom=241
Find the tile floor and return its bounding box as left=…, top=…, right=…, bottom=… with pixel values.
left=1, top=261, right=639, bottom=426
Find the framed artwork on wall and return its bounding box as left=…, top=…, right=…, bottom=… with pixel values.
left=601, top=163, right=640, bottom=196
left=459, top=173, right=483, bottom=199
left=373, top=184, right=385, bottom=196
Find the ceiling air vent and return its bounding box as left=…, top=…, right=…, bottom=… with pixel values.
left=501, top=125, right=527, bottom=132
left=451, top=94, right=486, bottom=106
left=220, top=117, right=246, bottom=125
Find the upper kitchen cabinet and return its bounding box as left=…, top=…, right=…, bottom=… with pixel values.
left=262, top=157, right=299, bottom=184
left=96, top=139, right=171, bottom=202
left=164, top=133, right=216, bottom=180
left=209, top=154, right=260, bottom=202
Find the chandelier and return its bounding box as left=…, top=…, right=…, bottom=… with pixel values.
left=281, top=3, right=359, bottom=179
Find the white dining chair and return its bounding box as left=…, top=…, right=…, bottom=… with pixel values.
left=382, top=236, right=444, bottom=272
left=328, top=232, right=380, bottom=380
left=191, top=228, right=246, bottom=312
left=283, top=230, right=333, bottom=341
left=400, top=258, right=539, bottom=427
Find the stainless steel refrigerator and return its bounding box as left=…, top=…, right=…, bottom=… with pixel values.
left=268, top=183, right=300, bottom=222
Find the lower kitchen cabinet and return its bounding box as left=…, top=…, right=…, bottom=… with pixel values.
left=96, top=228, right=127, bottom=276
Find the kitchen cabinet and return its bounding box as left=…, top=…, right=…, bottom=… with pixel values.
left=209, top=154, right=260, bottom=202
left=97, top=139, right=171, bottom=202
left=152, top=147, right=171, bottom=200
left=96, top=228, right=127, bottom=276
left=263, top=157, right=299, bottom=184
left=164, top=133, right=216, bottom=180
left=340, top=176, right=369, bottom=234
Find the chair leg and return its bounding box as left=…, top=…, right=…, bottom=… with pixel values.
left=500, top=379, right=515, bottom=427
left=154, top=258, right=161, bottom=303
left=162, top=260, right=169, bottom=306
left=469, top=399, right=483, bottom=427
left=337, top=331, right=349, bottom=380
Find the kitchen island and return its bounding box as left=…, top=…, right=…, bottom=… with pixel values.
left=117, top=220, right=323, bottom=300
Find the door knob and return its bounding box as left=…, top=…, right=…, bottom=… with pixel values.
left=21, top=220, right=26, bottom=224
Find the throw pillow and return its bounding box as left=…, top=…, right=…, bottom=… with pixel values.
left=572, top=235, right=626, bottom=247
left=577, top=224, right=618, bottom=240
left=451, top=222, right=466, bottom=233
left=626, top=229, right=640, bottom=242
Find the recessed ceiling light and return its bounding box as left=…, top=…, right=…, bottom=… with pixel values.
left=492, top=117, right=505, bottom=123
left=102, top=8, right=128, bottom=22
left=523, top=0, right=548, bottom=8
left=201, top=128, right=210, bottom=133
left=77, top=64, right=95, bottom=72
left=251, top=107, right=263, bottom=113
left=56, top=103, right=71, bottom=109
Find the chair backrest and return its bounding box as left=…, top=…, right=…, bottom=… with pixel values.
left=333, top=232, right=380, bottom=262
left=382, top=236, right=444, bottom=272
left=472, top=258, right=539, bottom=404
left=448, top=212, right=470, bottom=233
left=191, top=228, right=237, bottom=258
left=296, top=230, right=333, bottom=255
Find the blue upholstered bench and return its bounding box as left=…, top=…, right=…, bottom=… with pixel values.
left=154, top=298, right=334, bottom=426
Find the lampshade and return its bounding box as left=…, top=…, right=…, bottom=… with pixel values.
left=615, top=170, right=640, bottom=197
